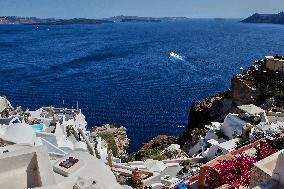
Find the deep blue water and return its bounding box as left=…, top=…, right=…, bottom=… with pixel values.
left=0, top=20, right=284, bottom=152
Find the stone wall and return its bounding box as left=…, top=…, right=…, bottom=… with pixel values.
left=266, top=59, right=284, bottom=73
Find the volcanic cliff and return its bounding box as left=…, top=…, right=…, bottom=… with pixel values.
left=179, top=56, right=284, bottom=147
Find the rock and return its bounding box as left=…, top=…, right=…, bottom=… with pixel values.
left=0, top=96, right=14, bottom=118
left=178, top=91, right=237, bottom=151
left=162, top=144, right=189, bottom=159
left=187, top=91, right=234, bottom=131
left=231, top=77, right=259, bottom=104
left=92, top=124, right=129, bottom=157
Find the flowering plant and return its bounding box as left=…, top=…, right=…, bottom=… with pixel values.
left=255, top=142, right=276, bottom=161
left=202, top=155, right=256, bottom=189
left=201, top=142, right=276, bottom=189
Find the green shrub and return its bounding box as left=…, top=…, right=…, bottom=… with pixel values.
left=140, top=147, right=164, bottom=161
left=120, top=153, right=136, bottom=163
left=99, top=132, right=119, bottom=157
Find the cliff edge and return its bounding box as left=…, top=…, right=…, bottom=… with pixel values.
left=179, top=55, right=284, bottom=148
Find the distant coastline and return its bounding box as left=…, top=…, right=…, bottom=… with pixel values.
left=104, top=15, right=190, bottom=22
left=0, top=16, right=112, bottom=25
left=242, top=12, right=284, bottom=25
left=0, top=15, right=190, bottom=25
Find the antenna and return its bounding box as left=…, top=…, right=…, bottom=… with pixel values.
left=63, top=100, right=64, bottom=105
left=76, top=101, right=79, bottom=110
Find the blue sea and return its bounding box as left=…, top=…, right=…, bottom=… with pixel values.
left=1, top=20, right=284, bottom=152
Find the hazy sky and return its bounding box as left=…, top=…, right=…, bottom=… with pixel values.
left=1, top=0, right=284, bottom=19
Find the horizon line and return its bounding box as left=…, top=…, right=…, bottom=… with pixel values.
left=0, top=15, right=245, bottom=20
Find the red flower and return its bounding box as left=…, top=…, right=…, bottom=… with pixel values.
left=202, top=143, right=276, bottom=189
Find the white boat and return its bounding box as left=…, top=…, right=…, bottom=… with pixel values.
left=169, top=52, right=185, bottom=62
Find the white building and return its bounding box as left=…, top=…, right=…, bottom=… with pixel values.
left=188, top=138, right=207, bottom=157
left=0, top=107, right=94, bottom=157
left=0, top=144, right=128, bottom=189
left=221, top=113, right=247, bottom=139
left=265, top=55, right=284, bottom=73
left=53, top=150, right=126, bottom=189
left=0, top=123, right=37, bottom=145
left=238, top=104, right=265, bottom=116
left=0, top=145, right=58, bottom=189
left=95, top=135, right=108, bottom=161
left=238, top=104, right=268, bottom=122
left=204, top=138, right=240, bottom=161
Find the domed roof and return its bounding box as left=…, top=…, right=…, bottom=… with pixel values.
left=2, top=123, right=36, bottom=145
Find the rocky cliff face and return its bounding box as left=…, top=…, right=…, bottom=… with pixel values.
left=187, top=91, right=234, bottom=131
left=179, top=57, right=284, bottom=149
left=231, top=77, right=259, bottom=105
left=0, top=96, right=14, bottom=117
left=92, top=124, right=129, bottom=157
left=178, top=91, right=237, bottom=146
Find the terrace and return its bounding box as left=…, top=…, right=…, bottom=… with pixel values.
left=0, top=145, right=57, bottom=189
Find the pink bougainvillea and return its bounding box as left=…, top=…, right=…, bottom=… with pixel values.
left=201, top=142, right=276, bottom=189
left=256, top=142, right=276, bottom=161
left=202, top=155, right=256, bottom=189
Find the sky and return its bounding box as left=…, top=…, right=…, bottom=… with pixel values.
left=0, top=0, right=284, bottom=19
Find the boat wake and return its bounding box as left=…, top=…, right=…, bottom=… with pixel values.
left=169, top=52, right=186, bottom=62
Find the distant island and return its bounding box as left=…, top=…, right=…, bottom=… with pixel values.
left=104, top=15, right=190, bottom=23
left=213, top=18, right=226, bottom=21
left=0, top=15, right=190, bottom=25
left=242, top=12, right=284, bottom=25
left=0, top=16, right=113, bottom=25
